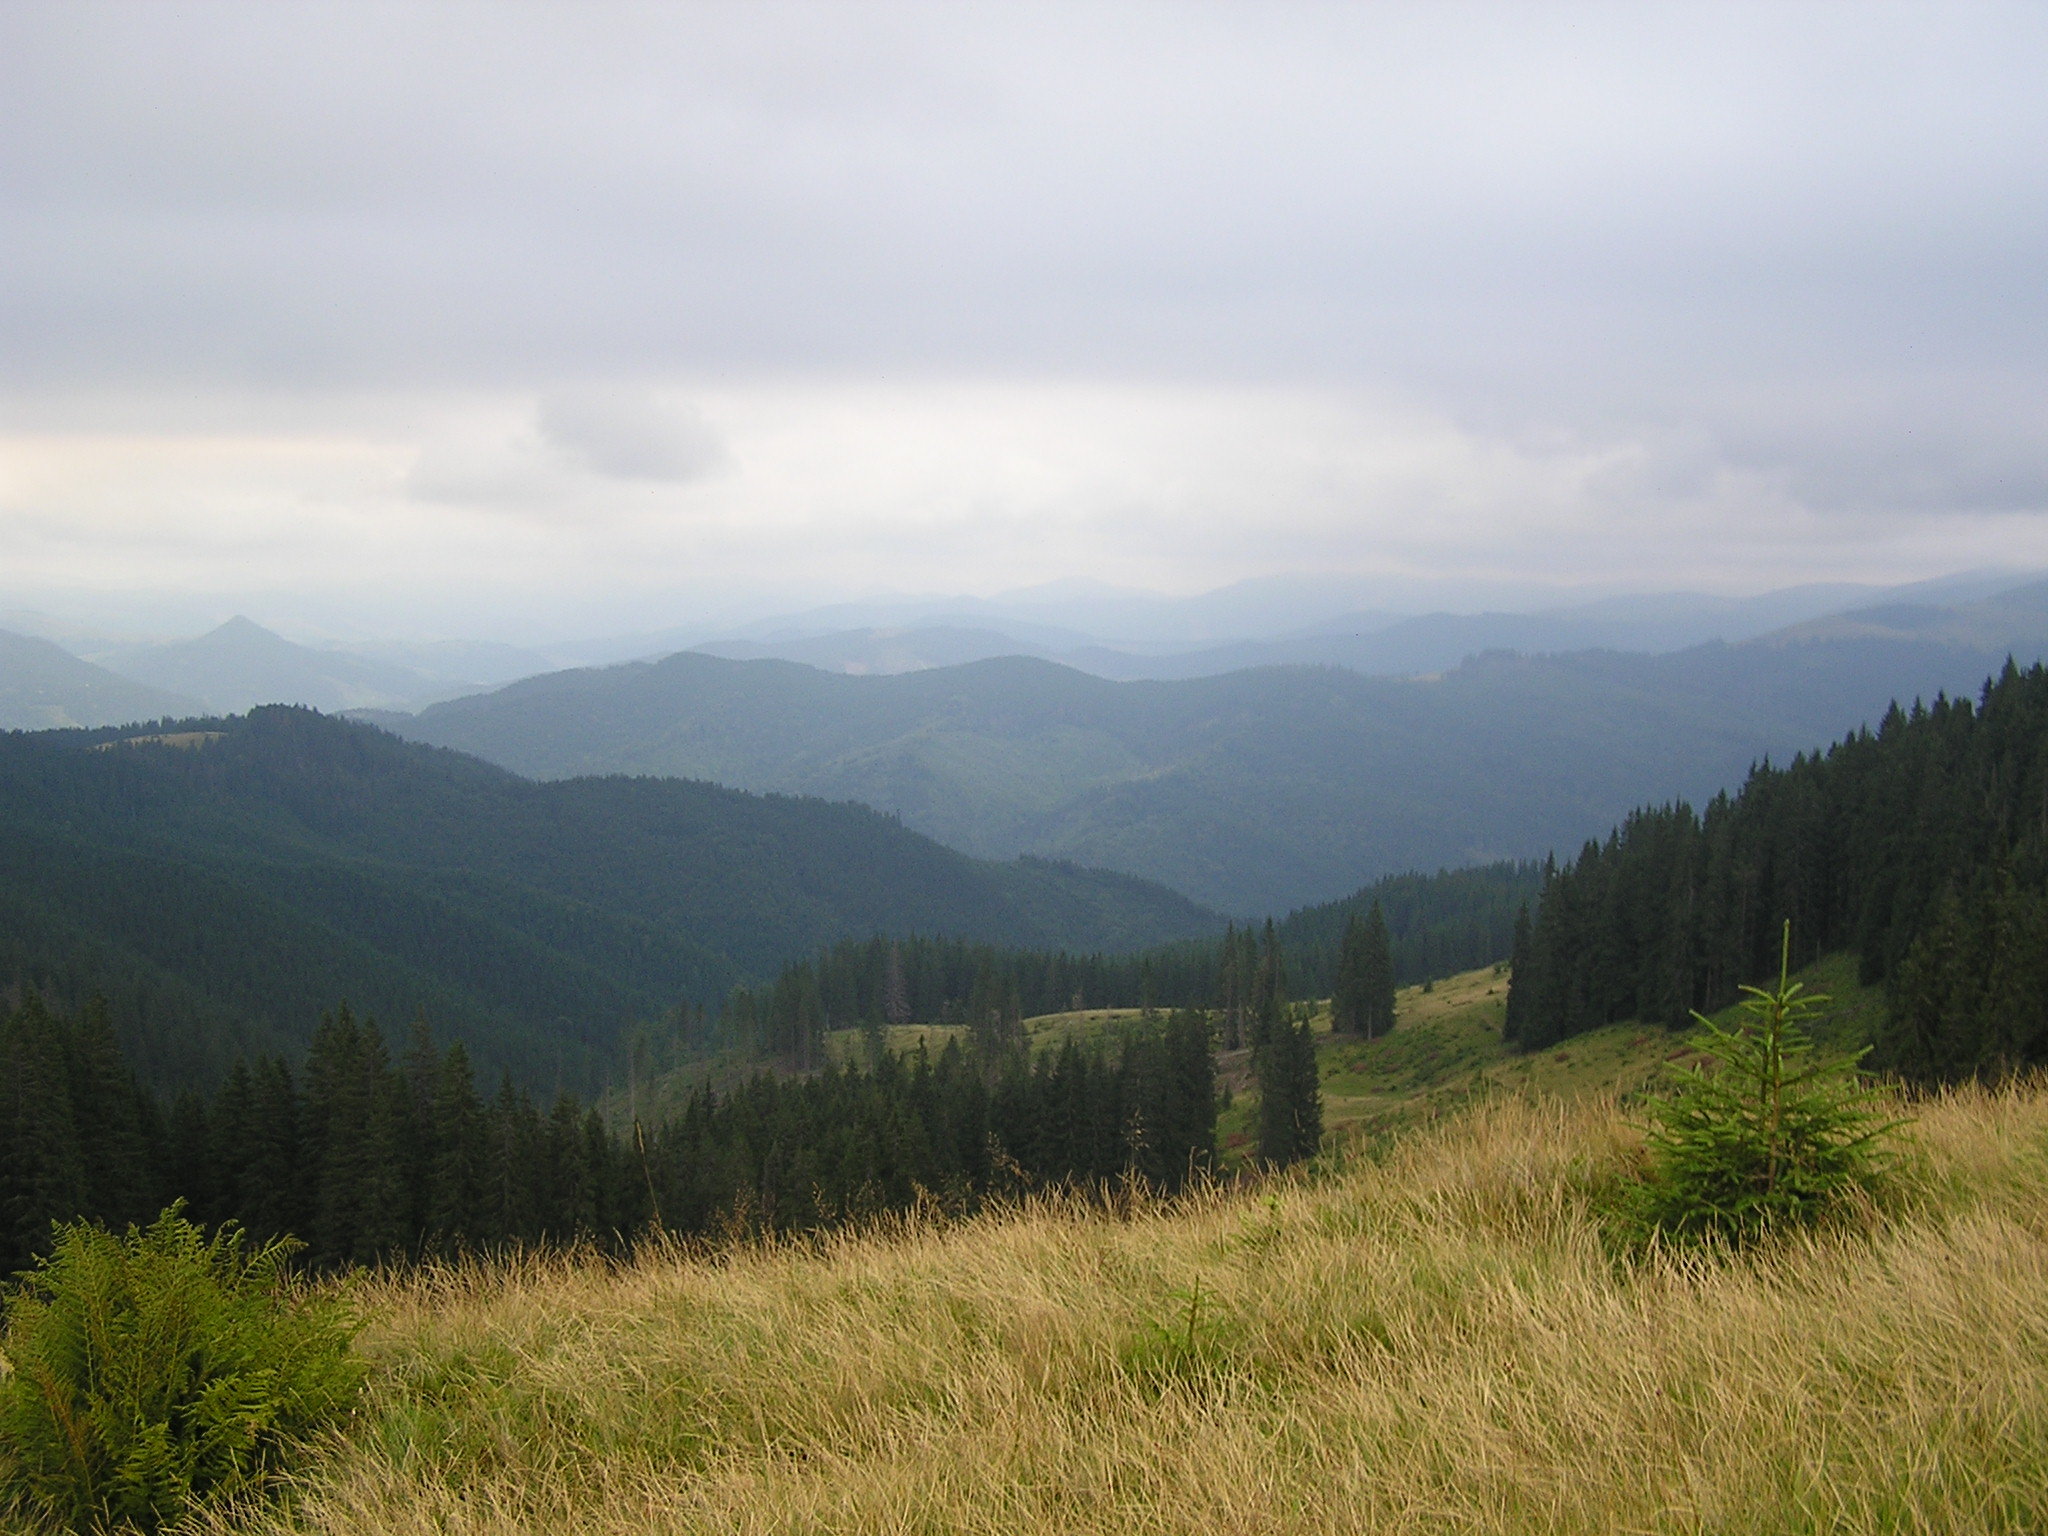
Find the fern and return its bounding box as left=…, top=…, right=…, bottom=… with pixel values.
left=0, top=1205, right=364, bottom=1533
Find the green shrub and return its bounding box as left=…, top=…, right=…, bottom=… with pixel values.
left=1628, top=923, right=1903, bottom=1246
left=0, top=1206, right=365, bottom=1534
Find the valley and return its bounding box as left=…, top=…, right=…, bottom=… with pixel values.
left=4, top=642, right=2045, bottom=1536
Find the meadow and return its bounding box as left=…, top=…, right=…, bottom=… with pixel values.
left=200, top=1066, right=2048, bottom=1534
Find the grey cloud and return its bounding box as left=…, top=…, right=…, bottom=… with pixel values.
left=537, top=390, right=728, bottom=483
left=406, top=438, right=564, bottom=508
left=1716, top=382, right=2048, bottom=514
left=3, top=2, right=2045, bottom=407
left=6, top=1, right=2048, bottom=620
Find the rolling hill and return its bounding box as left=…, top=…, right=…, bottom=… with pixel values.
left=0, top=708, right=1216, bottom=1089
left=377, top=593, right=2046, bottom=915
left=0, top=628, right=200, bottom=729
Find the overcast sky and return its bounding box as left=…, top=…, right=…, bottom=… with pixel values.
left=3, top=1, right=2046, bottom=640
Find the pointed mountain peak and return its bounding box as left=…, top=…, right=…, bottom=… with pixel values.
left=189, top=616, right=301, bottom=657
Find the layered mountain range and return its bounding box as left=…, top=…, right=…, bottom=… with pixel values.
left=10, top=576, right=2047, bottom=921
left=381, top=581, right=2048, bottom=915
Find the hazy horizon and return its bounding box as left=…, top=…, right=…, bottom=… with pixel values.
left=7, top=563, right=2041, bottom=660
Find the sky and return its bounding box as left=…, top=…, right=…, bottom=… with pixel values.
left=3, top=1, right=2047, bottom=641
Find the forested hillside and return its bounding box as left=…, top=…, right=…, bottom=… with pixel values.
left=706, top=860, right=1540, bottom=1064
left=0, top=709, right=1215, bottom=1090
left=380, top=619, right=2039, bottom=914
left=1507, top=660, right=2048, bottom=1078
left=1, top=818, right=1525, bottom=1278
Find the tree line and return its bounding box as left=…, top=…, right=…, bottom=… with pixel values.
left=660, top=912, right=1382, bottom=1179
left=1280, top=860, right=1541, bottom=995
left=676, top=862, right=1488, bottom=1072
left=1505, top=659, right=2048, bottom=1079
left=0, top=992, right=1251, bottom=1279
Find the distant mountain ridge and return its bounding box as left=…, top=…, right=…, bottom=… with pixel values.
left=92, top=616, right=479, bottom=714
left=12, top=573, right=2033, bottom=727
left=1770, top=579, right=2048, bottom=653
left=381, top=581, right=2048, bottom=917
left=678, top=576, right=2035, bottom=682
left=16, top=575, right=2044, bottom=915
left=0, top=628, right=200, bottom=729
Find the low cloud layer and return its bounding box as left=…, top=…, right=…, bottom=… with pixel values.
left=536, top=390, right=729, bottom=484
left=2, top=2, right=2045, bottom=637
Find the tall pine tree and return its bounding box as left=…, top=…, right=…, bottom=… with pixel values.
left=1255, top=1013, right=1322, bottom=1167
left=1360, top=902, right=1396, bottom=1038
left=1332, top=913, right=1367, bottom=1035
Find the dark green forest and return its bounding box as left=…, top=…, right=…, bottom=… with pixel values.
left=0, top=991, right=1220, bottom=1279
left=1506, top=660, right=2048, bottom=1079
left=1277, top=861, right=1540, bottom=992
left=0, top=704, right=1517, bottom=1281
left=0, top=708, right=1215, bottom=1090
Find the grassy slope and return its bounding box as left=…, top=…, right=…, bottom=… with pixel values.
left=1211, top=955, right=1890, bottom=1158
left=816, top=955, right=1886, bottom=1167
left=821, top=1008, right=1185, bottom=1067
left=229, top=1079, right=2048, bottom=1535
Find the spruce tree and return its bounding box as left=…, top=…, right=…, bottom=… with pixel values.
left=1361, top=901, right=1396, bottom=1038
left=303, top=1007, right=409, bottom=1265
left=62, top=997, right=150, bottom=1229
left=241, top=1056, right=303, bottom=1245
left=1159, top=1009, right=1217, bottom=1188
left=543, top=1094, right=597, bottom=1239
left=1255, top=1014, right=1322, bottom=1168
left=162, top=1090, right=217, bottom=1228
left=419, top=1043, right=481, bottom=1244
left=301, top=1005, right=364, bottom=1265
left=884, top=941, right=911, bottom=1025
left=355, top=1055, right=414, bottom=1261
left=206, top=1061, right=256, bottom=1230
left=1332, top=913, right=1368, bottom=1035
left=1216, top=922, right=1244, bottom=1049
left=1250, top=919, right=1286, bottom=1053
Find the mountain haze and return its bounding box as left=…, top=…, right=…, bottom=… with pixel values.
left=0, top=628, right=200, bottom=729
left=675, top=575, right=2035, bottom=682
left=92, top=617, right=478, bottom=714
left=383, top=587, right=2048, bottom=915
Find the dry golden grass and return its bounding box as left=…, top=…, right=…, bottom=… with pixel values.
left=220, top=1084, right=2048, bottom=1535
